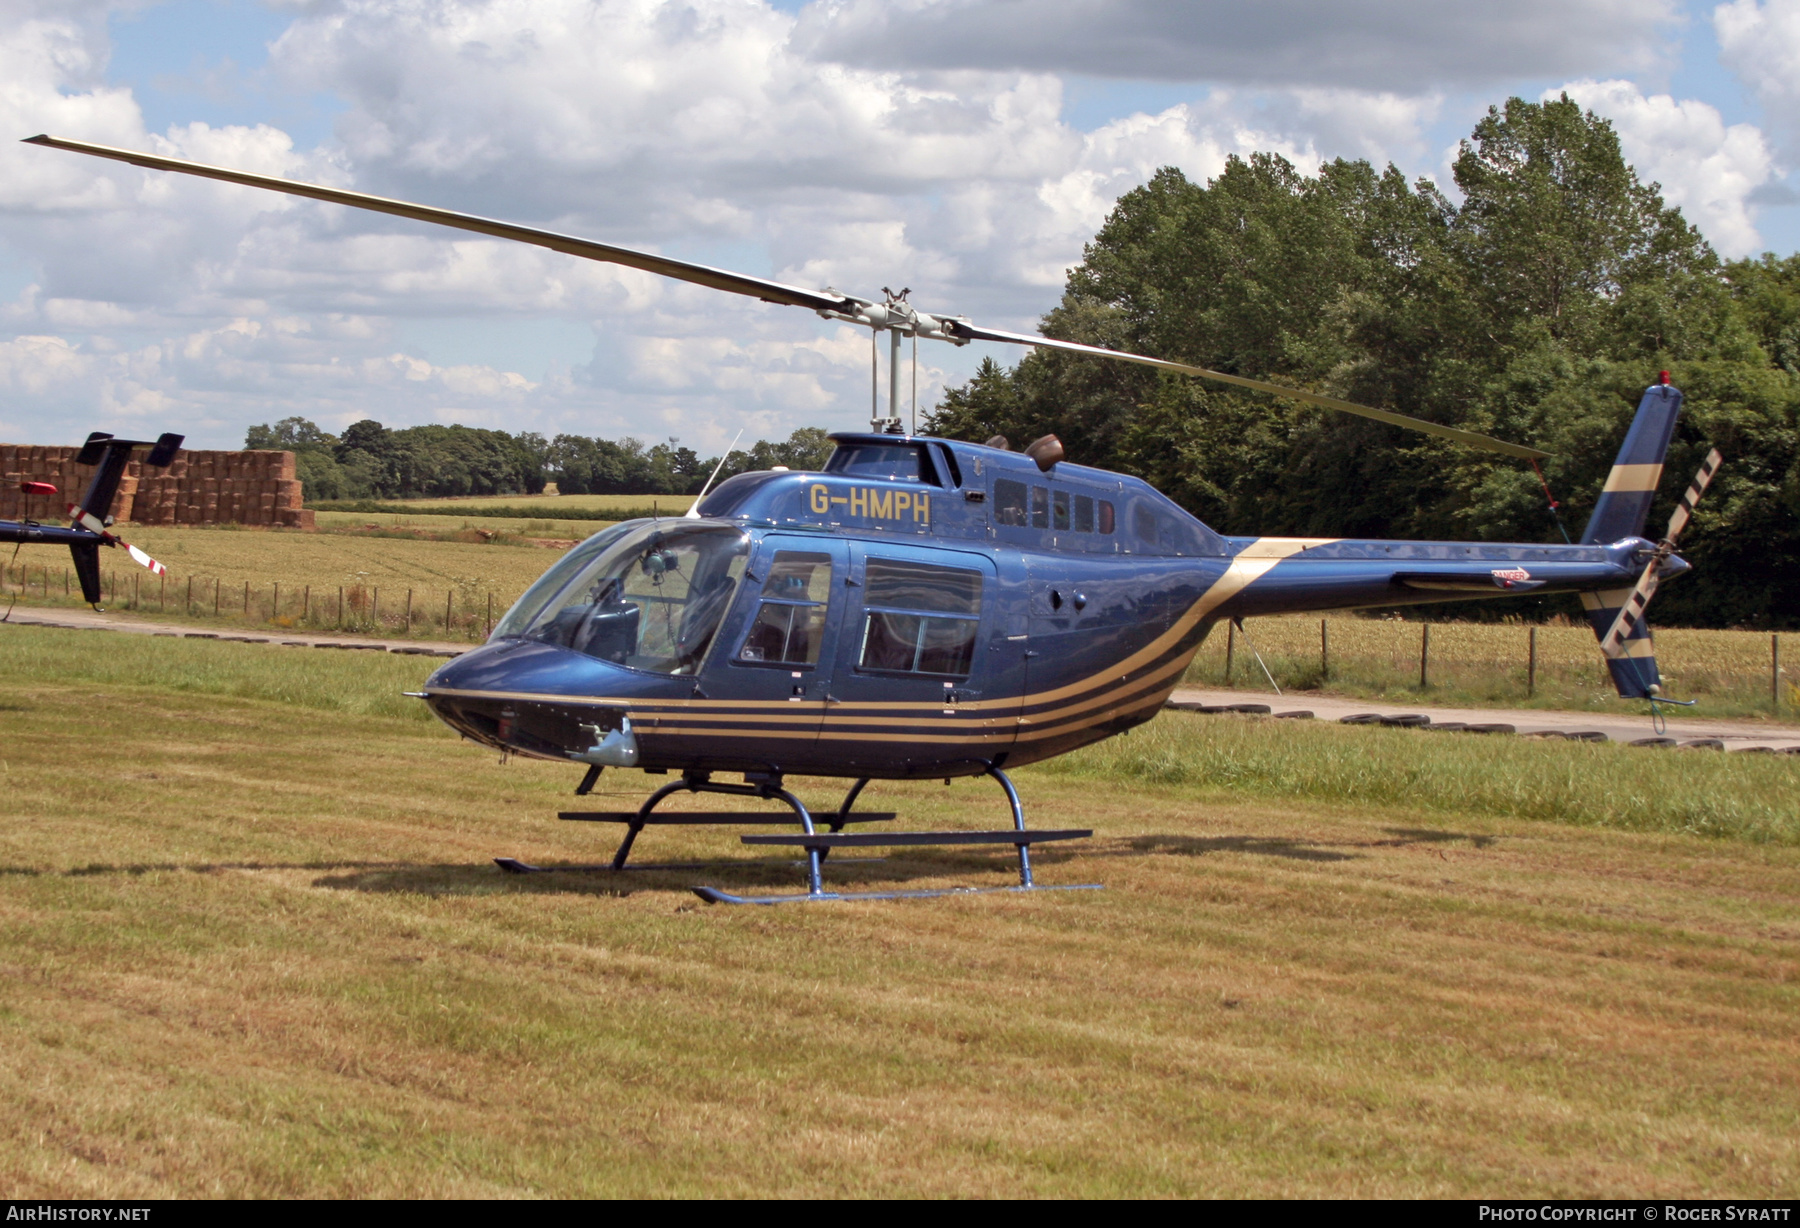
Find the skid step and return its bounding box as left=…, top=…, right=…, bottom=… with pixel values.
left=560, top=810, right=895, bottom=825
left=741, top=829, right=1091, bottom=849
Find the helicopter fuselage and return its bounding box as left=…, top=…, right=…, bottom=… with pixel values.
left=419, top=433, right=1668, bottom=780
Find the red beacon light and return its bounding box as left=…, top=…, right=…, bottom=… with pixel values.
left=1658, top=370, right=1671, bottom=385
left=20, top=481, right=57, bottom=495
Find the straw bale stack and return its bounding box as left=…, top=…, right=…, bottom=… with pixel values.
left=0, top=444, right=314, bottom=528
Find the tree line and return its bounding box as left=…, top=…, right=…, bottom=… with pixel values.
left=244, top=418, right=834, bottom=501
left=924, top=95, right=1799, bottom=629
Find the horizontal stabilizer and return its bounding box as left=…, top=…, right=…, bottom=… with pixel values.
left=1394, top=571, right=1546, bottom=593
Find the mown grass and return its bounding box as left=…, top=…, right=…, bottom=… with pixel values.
left=1053, top=712, right=1800, bottom=844
left=0, top=625, right=1796, bottom=1196
left=1189, top=615, right=1794, bottom=720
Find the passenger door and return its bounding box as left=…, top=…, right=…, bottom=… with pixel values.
left=822, top=542, right=1002, bottom=774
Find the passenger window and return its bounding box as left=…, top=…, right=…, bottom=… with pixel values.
left=1099, top=500, right=1115, bottom=534
left=1052, top=490, right=1071, bottom=531
left=1031, top=486, right=1049, bottom=529
left=933, top=444, right=963, bottom=488
left=1074, top=494, right=1094, bottom=532
left=994, top=479, right=1028, bottom=526
left=1134, top=505, right=1159, bottom=546
left=738, top=551, right=831, bottom=667
left=858, top=558, right=983, bottom=678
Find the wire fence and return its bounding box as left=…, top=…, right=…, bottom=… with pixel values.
left=2, top=561, right=512, bottom=643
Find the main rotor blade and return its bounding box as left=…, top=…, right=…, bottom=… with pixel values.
left=24, top=135, right=852, bottom=314
left=948, top=322, right=1550, bottom=460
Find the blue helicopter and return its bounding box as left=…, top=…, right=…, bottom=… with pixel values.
left=18, top=136, right=1721, bottom=905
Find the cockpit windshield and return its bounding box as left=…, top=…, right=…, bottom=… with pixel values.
left=826, top=442, right=932, bottom=483
left=494, top=522, right=749, bottom=674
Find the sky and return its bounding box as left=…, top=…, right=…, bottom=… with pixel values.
left=1, top=0, right=1798, bottom=452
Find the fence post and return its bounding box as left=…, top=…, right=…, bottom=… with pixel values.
left=274, top=582, right=280, bottom=620
left=1528, top=626, right=1538, bottom=697
left=486, top=592, right=493, bottom=638
left=304, top=584, right=311, bottom=623
left=338, top=586, right=344, bottom=625
left=159, top=573, right=165, bottom=611
left=64, top=566, right=69, bottom=596
left=133, top=571, right=140, bottom=609
left=1420, top=623, right=1430, bottom=688
left=186, top=575, right=193, bottom=613
left=373, top=588, right=379, bottom=624
left=1320, top=619, right=1329, bottom=680
left=405, top=588, right=413, bottom=632
left=1224, top=620, right=1235, bottom=685
left=214, top=578, right=220, bottom=616
left=243, top=581, right=249, bottom=615
left=1776, top=633, right=1782, bottom=709
left=445, top=589, right=453, bottom=632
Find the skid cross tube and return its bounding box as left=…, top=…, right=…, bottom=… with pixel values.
left=606, top=771, right=824, bottom=889
left=694, top=765, right=1102, bottom=904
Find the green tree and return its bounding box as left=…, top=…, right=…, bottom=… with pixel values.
left=924, top=94, right=1800, bottom=627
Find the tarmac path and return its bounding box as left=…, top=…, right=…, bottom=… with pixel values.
left=1165, top=685, right=1800, bottom=752
left=1, top=605, right=468, bottom=656
left=8, top=606, right=1798, bottom=752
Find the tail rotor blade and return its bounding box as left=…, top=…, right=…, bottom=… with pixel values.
left=1598, top=563, right=1659, bottom=659
left=125, top=542, right=167, bottom=576
left=1663, top=448, right=1721, bottom=546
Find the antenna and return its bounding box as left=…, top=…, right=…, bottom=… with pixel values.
left=685, top=428, right=745, bottom=518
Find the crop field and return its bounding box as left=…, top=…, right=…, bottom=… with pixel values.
left=318, top=492, right=677, bottom=513
left=311, top=509, right=623, bottom=540
left=0, top=625, right=1795, bottom=1196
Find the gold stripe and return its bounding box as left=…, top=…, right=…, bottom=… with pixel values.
left=1579, top=588, right=1636, bottom=611
left=1602, top=463, right=1662, bottom=493
left=1601, top=635, right=1657, bottom=661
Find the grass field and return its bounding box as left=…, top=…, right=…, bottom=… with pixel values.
left=0, top=625, right=1795, bottom=1196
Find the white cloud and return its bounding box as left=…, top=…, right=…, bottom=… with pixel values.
left=1557, top=79, right=1774, bottom=257
left=0, top=0, right=1632, bottom=451
left=1715, top=0, right=1800, bottom=157
left=795, top=0, right=1677, bottom=89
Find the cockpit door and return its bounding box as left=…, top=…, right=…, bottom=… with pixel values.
left=681, top=535, right=849, bottom=766
left=821, top=541, right=1002, bottom=776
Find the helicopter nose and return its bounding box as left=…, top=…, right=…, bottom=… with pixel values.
left=424, top=637, right=657, bottom=697
left=421, top=638, right=665, bottom=759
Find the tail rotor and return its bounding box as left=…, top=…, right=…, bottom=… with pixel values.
left=1591, top=448, right=1722, bottom=703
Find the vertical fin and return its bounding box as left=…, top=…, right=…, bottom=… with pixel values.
left=1580, top=379, right=1682, bottom=545
left=1581, top=587, right=1660, bottom=698
left=69, top=541, right=103, bottom=605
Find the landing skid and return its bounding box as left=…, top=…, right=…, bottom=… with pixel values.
left=693, top=883, right=1104, bottom=906
left=683, top=766, right=1099, bottom=904
left=501, top=765, right=1101, bottom=903
left=494, top=856, right=888, bottom=874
